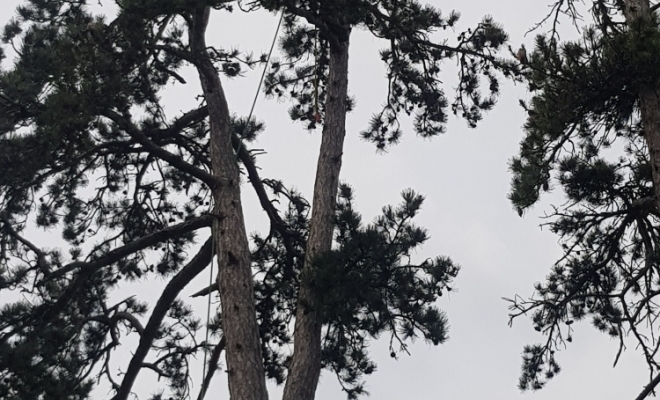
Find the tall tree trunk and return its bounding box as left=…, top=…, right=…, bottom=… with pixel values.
left=622, top=0, right=660, bottom=210
left=282, top=29, right=351, bottom=400
left=189, top=8, right=268, bottom=400
left=639, top=87, right=660, bottom=208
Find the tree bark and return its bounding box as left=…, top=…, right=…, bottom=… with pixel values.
left=622, top=0, right=660, bottom=211
left=639, top=87, right=660, bottom=209
left=282, top=29, right=351, bottom=400
left=189, top=7, right=268, bottom=400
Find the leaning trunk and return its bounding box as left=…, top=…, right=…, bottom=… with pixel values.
left=189, top=8, right=268, bottom=400
left=282, top=30, right=351, bottom=400
left=623, top=0, right=660, bottom=210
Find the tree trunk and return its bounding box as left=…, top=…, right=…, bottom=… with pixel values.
left=639, top=87, right=660, bottom=209
left=189, top=8, right=268, bottom=400
left=282, top=29, right=351, bottom=400
left=622, top=0, right=660, bottom=210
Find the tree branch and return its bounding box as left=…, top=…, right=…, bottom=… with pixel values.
left=103, top=109, right=223, bottom=189
left=112, top=311, right=145, bottom=336
left=156, top=106, right=209, bottom=139
left=140, top=362, right=173, bottom=378
left=197, top=336, right=226, bottom=400
left=48, top=215, right=214, bottom=280
left=151, top=44, right=199, bottom=66
left=635, top=372, right=660, bottom=400
left=0, top=213, right=49, bottom=273
left=147, top=105, right=299, bottom=261
left=191, top=282, right=218, bottom=298
left=417, top=39, right=503, bottom=65
left=37, top=216, right=217, bottom=353
left=154, top=62, right=188, bottom=84
left=233, top=136, right=298, bottom=264
left=279, top=5, right=343, bottom=49
left=113, top=237, right=215, bottom=400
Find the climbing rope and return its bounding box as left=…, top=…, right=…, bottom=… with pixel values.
left=234, top=10, right=285, bottom=161
left=199, top=212, right=216, bottom=400
left=313, top=27, right=321, bottom=124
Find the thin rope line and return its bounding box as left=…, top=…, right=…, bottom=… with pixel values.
left=313, top=27, right=320, bottom=122
left=200, top=209, right=215, bottom=400
left=234, top=10, right=284, bottom=160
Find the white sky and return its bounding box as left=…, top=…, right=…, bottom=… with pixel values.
left=0, top=1, right=654, bottom=399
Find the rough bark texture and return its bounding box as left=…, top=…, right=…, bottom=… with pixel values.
left=282, top=30, right=351, bottom=400
left=639, top=87, right=660, bottom=209
left=623, top=0, right=660, bottom=210
left=189, top=7, right=268, bottom=400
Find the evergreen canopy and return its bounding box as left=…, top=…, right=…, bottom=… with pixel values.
left=0, top=0, right=516, bottom=399
left=508, top=0, right=660, bottom=397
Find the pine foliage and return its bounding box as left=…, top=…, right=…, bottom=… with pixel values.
left=0, top=0, right=512, bottom=399
left=260, top=0, right=518, bottom=146
left=507, top=1, right=660, bottom=391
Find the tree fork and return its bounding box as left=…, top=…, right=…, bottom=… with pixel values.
left=282, top=27, right=351, bottom=400
left=189, top=7, right=268, bottom=400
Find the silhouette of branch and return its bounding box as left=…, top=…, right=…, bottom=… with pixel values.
left=49, top=215, right=214, bottom=279
left=103, top=109, right=223, bottom=189
left=114, top=238, right=215, bottom=400
left=635, top=372, right=660, bottom=400
left=197, top=336, right=226, bottom=400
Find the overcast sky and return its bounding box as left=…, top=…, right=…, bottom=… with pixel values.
left=1, top=0, right=654, bottom=399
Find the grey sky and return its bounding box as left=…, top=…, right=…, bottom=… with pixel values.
left=0, top=0, right=652, bottom=399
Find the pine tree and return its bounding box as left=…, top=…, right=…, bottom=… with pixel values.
left=258, top=2, right=516, bottom=398
left=507, top=0, right=660, bottom=398
left=0, top=1, right=515, bottom=399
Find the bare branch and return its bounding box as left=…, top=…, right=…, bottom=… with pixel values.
left=112, top=311, right=145, bottom=336
left=191, top=282, right=218, bottom=298
left=113, top=237, right=215, bottom=400
left=140, top=362, right=173, bottom=378
left=233, top=137, right=299, bottom=264
left=197, top=336, right=226, bottom=400
left=635, top=372, right=660, bottom=400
